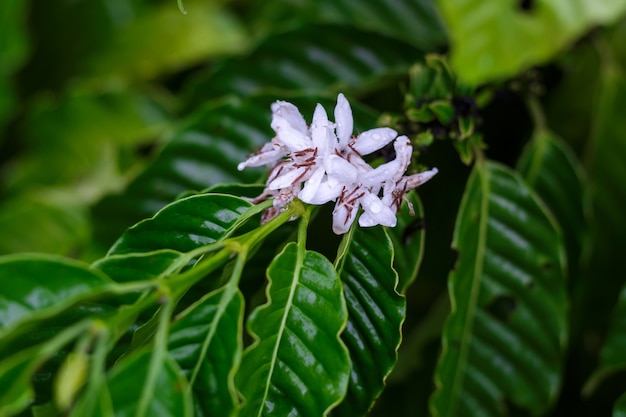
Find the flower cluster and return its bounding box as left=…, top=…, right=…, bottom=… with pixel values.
left=238, top=94, right=438, bottom=234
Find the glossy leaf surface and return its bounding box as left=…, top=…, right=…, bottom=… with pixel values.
left=104, top=350, right=192, bottom=417
left=430, top=162, right=567, bottom=416
left=253, top=0, right=446, bottom=51
left=92, top=99, right=272, bottom=244
left=236, top=242, right=350, bottom=417
left=169, top=286, right=244, bottom=417
left=439, top=0, right=626, bottom=84
left=0, top=254, right=114, bottom=338
left=185, top=25, right=418, bottom=105
left=108, top=194, right=253, bottom=255
left=517, top=130, right=588, bottom=272
left=93, top=250, right=183, bottom=282
left=333, top=225, right=405, bottom=416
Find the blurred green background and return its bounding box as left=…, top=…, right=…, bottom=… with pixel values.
left=2, top=2, right=626, bottom=414
left=0, top=0, right=253, bottom=257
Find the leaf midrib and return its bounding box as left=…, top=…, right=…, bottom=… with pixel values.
left=448, top=162, right=490, bottom=417
left=257, top=243, right=304, bottom=417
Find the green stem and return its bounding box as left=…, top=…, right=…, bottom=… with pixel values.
left=100, top=200, right=304, bottom=372
left=164, top=241, right=226, bottom=277
left=72, top=325, right=113, bottom=414
left=526, top=96, right=547, bottom=133
left=136, top=295, right=175, bottom=417
left=169, top=200, right=300, bottom=295
left=168, top=249, right=233, bottom=297
left=247, top=200, right=305, bottom=249
left=188, top=247, right=248, bottom=389
left=0, top=319, right=92, bottom=372
left=39, top=320, right=93, bottom=357
left=297, top=204, right=313, bottom=249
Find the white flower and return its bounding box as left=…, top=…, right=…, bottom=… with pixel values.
left=238, top=93, right=438, bottom=233
left=381, top=167, right=439, bottom=215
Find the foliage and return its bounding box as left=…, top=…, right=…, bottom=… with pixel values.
left=1, top=1, right=626, bottom=416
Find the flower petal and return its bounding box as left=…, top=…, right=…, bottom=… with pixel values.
left=334, top=93, right=354, bottom=148
left=345, top=152, right=373, bottom=175
left=271, top=103, right=312, bottom=152
left=332, top=200, right=359, bottom=234
left=237, top=144, right=284, bottom=171
left=300, top=174, right=342, bottom=205
left=403, top=167, right=439, bottom=189
left=359, top=159, right=402, bottom=187
left=393, top=135, right=413, bottom=175
left=359, top=135, right=413, bottom=186
left=350, top=127, right=397, bottom=155
left=271, top=101, right=308, bottom=134
left=311, top=104, right=335, bottom=157
left=325, top=154, right=358, bottom=185
left=267, top=166, right=308, bottom=190
left=299, top=167, right=324, bottom=202
left=273, top=186, right=299, bottom=208
left=359, top=192, right=397, bottom=227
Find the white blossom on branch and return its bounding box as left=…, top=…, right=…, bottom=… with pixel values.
left=238, top=93, right=438, bottom=234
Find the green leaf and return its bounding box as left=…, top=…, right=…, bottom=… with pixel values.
left=429, top=100, right=455, bottom=125
left=0, top=349, right=39, bottom=416
left=0, top=302, right=120, bottom=361
left=389, top=191, right=426, bottom=292
left=333, top=225, right=405, bottom=416
left=585, top=283, right=626, bottom=394
left=107, top=194, right=253, bottom=255
left=0, top=321, right=90, bottom=417
left=92, top=98, right=272, bottom=244
left=168, top=285, right=244, bottom=417
left=236, top=242, right=350, bottom=417
left=439, top=0, right=626, bottom=84
left=0, top=254, right=114, bottom=339
left=517, top=130, right=589, bottom=273
left=430, top=161, right=567, bottom=416
left=85, top=0, right=247, bottom=80
left=93, top=250, right=184, bottom=282
left=252, top=0, right=446, bottom=51
left=543, top=42, right=599, bottom=151
left=588, top=65, right=626, bottom=262
left=104, top=350, right=193, bottom=417
left=615, top=392, right=626, bottom=417
left=581, top=65, right=626, bottom=393
left=20, top=0, right=245, bottom=88
left=581, top=64, right=626, bottom=334
left=0, top=196, right=89, bottom=256
left=6, top=85, right=170, bottom=192
left=184, top=25, right=419, bottom=106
